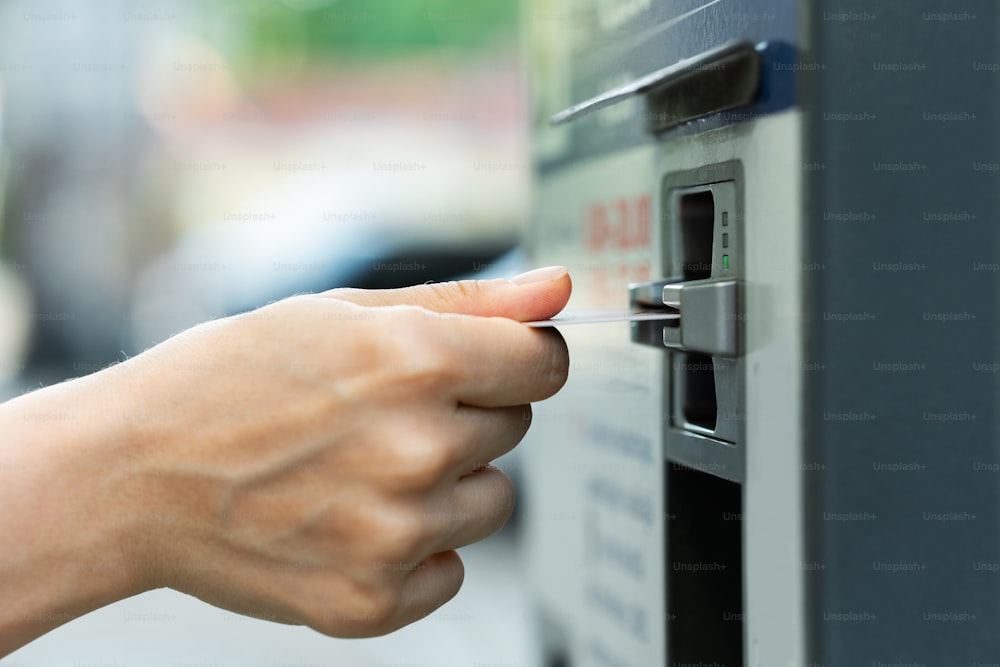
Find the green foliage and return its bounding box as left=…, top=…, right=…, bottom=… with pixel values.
left=207, top=0, right=519, bottom=63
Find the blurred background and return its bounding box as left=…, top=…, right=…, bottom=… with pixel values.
left=0, top=0, right=534, bottom=393
left=0, top=0, right=544, bottom=664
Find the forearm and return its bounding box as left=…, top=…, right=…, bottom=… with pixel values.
left=0, top=370, right=146, bottom=656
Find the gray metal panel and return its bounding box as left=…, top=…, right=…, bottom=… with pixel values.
left=530, top=0, right=800, bottom=171
left=802, top=1, right=1000, bottom=663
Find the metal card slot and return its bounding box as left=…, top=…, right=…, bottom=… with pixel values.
left=628, top=279, right=740, bottom=357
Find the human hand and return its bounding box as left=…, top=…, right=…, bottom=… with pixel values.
left=101, top=266, right=571, bottom=637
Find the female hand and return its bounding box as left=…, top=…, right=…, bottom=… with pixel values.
left=0, top=267, right=571, bottom=653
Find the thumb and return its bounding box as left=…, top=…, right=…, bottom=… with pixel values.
left=324, top=266, right=572, bottom=323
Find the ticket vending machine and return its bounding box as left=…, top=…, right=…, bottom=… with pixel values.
left=522, top=2, right=1000, bottom=665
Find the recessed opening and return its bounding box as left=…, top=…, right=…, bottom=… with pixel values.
left=681, top=352, right=717, bottom=430
left=667, top=463, right=743, bottom=666
left=680, top=189, right=715, bottom=280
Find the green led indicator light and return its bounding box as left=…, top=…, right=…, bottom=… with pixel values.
left=723, top=254, right=730, bottom=270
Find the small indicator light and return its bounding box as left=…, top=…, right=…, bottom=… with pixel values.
left=723, top=254, right=730, bottom=270
left=722, top=232, right=729, bottom=248
left=722, top=211, right=729, bottom=226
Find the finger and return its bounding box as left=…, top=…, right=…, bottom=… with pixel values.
left=437, top=316, right=570, bottom=407
left=322, top=267, right=572, bottom=323
left=442, top=404, right=532, bottom=476
left=387, top=550, right=465, bottom=631
left=428, top=465, right=515, bottom=554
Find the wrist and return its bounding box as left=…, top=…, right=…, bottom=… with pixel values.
left=0, top=365, right=151, bottom=654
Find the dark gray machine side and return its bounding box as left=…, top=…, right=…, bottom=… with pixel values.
left=803, top=1, right=1000, bottom=663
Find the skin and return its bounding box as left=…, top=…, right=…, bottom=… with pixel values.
left=0, top=266, right=572, bottom=656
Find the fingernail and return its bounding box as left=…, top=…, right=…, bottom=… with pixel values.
left=511, top=266, right=567, bottom=286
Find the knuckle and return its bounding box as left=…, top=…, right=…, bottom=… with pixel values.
left=411, top=444, right=454, bottom=486
left=322, top=584, right=399, bottom=636
left=382, top=436, right=454, bottom=490
left=272, top=294, right=318, bottom=320
left=387, top=315, right=455, bottom=391
left=414, top=343, right=455, bottom=386
left=369, top=504, right=433, bottom=561
left=358, top=586, right=401, bottom=632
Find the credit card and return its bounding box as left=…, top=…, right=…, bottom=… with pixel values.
left=525, top=309, right=680, bottom=328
